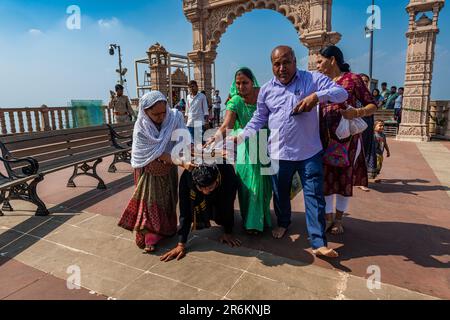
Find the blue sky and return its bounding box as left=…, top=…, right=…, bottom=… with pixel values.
left=0, top=0, right=449, bottom=107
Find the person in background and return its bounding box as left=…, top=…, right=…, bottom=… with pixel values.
left=186, top=81, right=209, bottom=142
left=394, top=87, right=404, bottom=124
left=160, top=164, right=240, bottom=262
left=360, top=74, right=371, bottom=89
left=357, top=73, right=378, bottom=190
left=212, top=90, right=222, bottom=127
left=109, top=84, right=135, bottom=123
left=380, top=82, right=390, bottom=108
left=385, top=86, right=399, bottom=110
left=374, top=120, right=391, bottom=181
left=317, top=47, right=377, bottom=235
left=175, top=98, right=186, bottom=113
left=372, top=88, right=383, bottom=108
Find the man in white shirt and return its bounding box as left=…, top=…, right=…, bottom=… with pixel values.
left=212, top=90, right=222, bottom=127
left=186, top=80, right=209, bottom=142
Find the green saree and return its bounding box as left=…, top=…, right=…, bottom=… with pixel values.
left=226, top=68, right=272, bottom=232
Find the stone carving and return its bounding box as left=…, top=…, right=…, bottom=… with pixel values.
left=183, top=0, right=340, bottom=100
left=399, top=0, right=444, bottom=142
left=204, top=0, right=311, bottom=51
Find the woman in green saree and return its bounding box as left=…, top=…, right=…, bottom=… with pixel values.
left=206, top=67, right=272, bottom=234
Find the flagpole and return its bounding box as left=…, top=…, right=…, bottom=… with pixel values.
left=369, top=0, right=375, bottom=84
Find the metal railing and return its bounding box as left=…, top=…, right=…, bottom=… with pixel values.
left=0, top=105, right=116, bottom=135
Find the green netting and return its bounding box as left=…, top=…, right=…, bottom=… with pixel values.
left=70, top=100, right=104, bottom=128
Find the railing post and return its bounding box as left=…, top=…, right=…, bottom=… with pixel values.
left=64, top=108, right=70, bottom=129
left=34, top=110, right=41, bottom=131
left=26, top=109, right=33, bottom=133
left=18, top=111, right=25, bottom=133
left=8, top=111, right=16, bottom=134
left=0, top=110, right=6, bottom=135
left=57, top=109, right=63, bottom=130
left=41, top=104, right=51, bottom=131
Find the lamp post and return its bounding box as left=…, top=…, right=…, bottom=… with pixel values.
left=368, top=0, right=375, bottom=84
left=109, top=44, right=125, bottom=85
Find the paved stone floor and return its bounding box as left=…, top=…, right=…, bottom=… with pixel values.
left=0, top=139, right=448, bottom=300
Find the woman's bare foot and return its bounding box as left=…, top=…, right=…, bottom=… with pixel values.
left=272, top=227, right=288, bottom=239
left=143, top=245, right=156, bottom=254
left=331, top=220, right=344, bottom=235
left=246, top=229, right=260, bottom=236
left=312, top=247, right=339, bottom=258
left=358, top=186, right=370, bottom=192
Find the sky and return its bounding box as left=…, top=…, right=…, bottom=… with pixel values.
left=0, top=0, right=449, bottom=108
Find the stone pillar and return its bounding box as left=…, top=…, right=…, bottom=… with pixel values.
left=184, top=0, right=215, bottom=102
left=188, top=50, right=216, bottom=102
left=301, top=0, right=341, bottom=70
left=397, top=0, right=445, bottom=142
left=147, top=43, right=170, bottom=97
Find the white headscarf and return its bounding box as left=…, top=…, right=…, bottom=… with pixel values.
left=131, top=91, right=185, bottom=169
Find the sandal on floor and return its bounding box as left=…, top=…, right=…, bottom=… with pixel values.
left=312, top=247, right=339, bottom=258
left=325, top=220, right=334, bottom=233
left=331, top=219, right=344, bottom=235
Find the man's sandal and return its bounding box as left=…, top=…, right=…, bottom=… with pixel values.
left=312, top=247, right=339, bottom=258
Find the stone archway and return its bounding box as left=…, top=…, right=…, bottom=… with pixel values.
left=183, top=0, right=341, bottom=97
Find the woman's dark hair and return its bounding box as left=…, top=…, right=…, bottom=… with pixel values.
left=192, top=165, right=219, bottom=188
left=372, top=88, right=380, bottom=96
left=319, top=45, right=351, bottom=72
left=235, top=68, right=255, bottom=84
left=359, top=73, right=369, bottom=80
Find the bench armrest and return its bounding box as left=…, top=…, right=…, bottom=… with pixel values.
left=107, top=124, right=133, bottom=149
left=0, top=156, right=39, bottom=179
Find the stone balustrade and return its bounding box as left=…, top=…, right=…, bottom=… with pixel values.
left=0, top=105, right=115, bottom=135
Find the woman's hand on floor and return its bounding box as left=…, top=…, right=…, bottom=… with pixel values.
left=219, top=233, right=242, bottom=247
left=160, top=243, right=186, bottom=262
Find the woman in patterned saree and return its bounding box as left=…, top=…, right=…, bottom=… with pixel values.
left=316, top=46, right=377, bottom=235
left=205, top=67, right=272, bottom=235
left=118, top=91, right=194, bottom=253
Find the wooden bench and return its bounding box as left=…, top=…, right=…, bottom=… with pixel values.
left=106, top=123, right=133, bottom=173
left=0, top=123, right=133, bottom=216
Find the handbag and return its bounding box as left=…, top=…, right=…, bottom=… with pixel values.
left=323, top=118, right=351, bottom=167
left=323, top=138, right=351, bottom=167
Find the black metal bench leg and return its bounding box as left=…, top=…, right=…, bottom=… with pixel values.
left=66, top=159, right=107, bottom=190
left=67, top=165, right=78, bottom=188
left=7, top=175, right=49, bottom=216
left=92, top=159, right=107, bottom=189
left=108, top=154, right=118, bottom=173
left=108, top=151, right=131, bottom=173
left=28, top=176, right=50, bottom=216
left=0, top=191, right=4, bottom=216
left=1, top=190, right=13, bottom=212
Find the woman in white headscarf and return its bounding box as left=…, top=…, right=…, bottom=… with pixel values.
left=118, top=91, right=194, bottom=253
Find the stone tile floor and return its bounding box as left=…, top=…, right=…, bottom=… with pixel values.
left=0, top=139, right=449, bottom=300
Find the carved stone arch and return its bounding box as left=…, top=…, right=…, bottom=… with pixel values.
left=205, top=0, right=311, bottom=51
left=183, top=0, right=341, bottom=98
